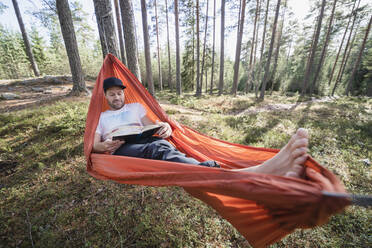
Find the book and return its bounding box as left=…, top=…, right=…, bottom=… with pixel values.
left=109, top=124, right=162, bottom=142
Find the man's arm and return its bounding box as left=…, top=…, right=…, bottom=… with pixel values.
left=141, top=115, right=172, bottom=139
left=93, top=132, right=125, bottom=153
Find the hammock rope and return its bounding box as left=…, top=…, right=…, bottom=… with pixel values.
left=84, top=54, right=351, bottom=247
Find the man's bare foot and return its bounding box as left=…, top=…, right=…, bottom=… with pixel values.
left=236, top=128, right=309, bottom=178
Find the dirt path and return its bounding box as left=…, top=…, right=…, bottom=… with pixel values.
left=1, top=77, right=338, bottom=115
left=0, top=77, right=95, bottom=113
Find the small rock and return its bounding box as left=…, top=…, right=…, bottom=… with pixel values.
left=43, top=90, right=53, bottom=94
left=361, top=159, right=370, bottom=166
left=0, top=92, right=20, bottom=100
left=31, top=87, right=44, bottom=92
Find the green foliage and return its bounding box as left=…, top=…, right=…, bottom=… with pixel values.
left=0, top=94, right=371, bottom=247
left=0, top=25, right=32, bottom=79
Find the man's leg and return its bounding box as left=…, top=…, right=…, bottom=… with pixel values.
left=114, top=137, right=219, bottom=168
left=145, top=138, right=219, bottom=167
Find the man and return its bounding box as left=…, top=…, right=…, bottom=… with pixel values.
left=93, top=77, right=311, bottom=178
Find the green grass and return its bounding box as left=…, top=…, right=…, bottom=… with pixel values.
left=0, top=93, right=371, bottom=247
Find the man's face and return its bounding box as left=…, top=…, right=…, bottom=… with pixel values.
left=105, top=86, right=125, bottom=110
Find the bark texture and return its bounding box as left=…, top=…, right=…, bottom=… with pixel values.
left=345, top=15, right=372, bottom=96
left=175, top=0, right=181, bottom=95
left=259, top=0, right=281, bottom=100
left=12, top=0, right=40, bottom=77
left=140, top=0, right=155, bottom=96
left=119, top=0, right=141, bottom=81
left=231, top=0, right=246, bottom=96
left=56, top=0, right=88, bottom=96
left=93, top=0, right=119, bottom=59
left=113, top=0, right=126, bottom=64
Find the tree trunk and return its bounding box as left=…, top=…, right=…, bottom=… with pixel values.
left=218, top=0, right=226, bottom=95
left=200, top=0, right=209, bottom=96
left=336, top=22, right=359, bottom=87
left=260, top=0, right=270, bottom=61
left=332, top=0, right=360, bottom=96
left=269, top=0, right=286, bottom=95
left=154, top=0, right=163, bottom=91
left=328, top=0, right=357, bottom=87
left=345, top=15, right=371, bottom=96
left=174, top=0, right=182, bottom=95
left=93, top=0, right=119, bottom=59
left=210, top=0, right=216, bottom=95
left=254, top=0, right=270, bottom=97
left=246, top=0, right=260, bottom=93
left=119, top=0, right=141, bottom=81
left=140, top=0, right=155, bottom=96
left=231, top=0, right=247, bottom=96
left=196, top=0, right=201, bottom=96
left=113, top=0, right=126, bottom=64
left=301, top=0, right=326, bottom=96
left=56, top=0, right=88, bottom=96
left=165, top=0, right=172, bottom=90
left=259, top=0, right=281, bottom=100
left=249, top=0, right=259, bottom=69
left=12, top=0, right=40, bottom=77
left=253, top=0, right=262, bottom=66
left=311, top=0, right=337, bottom=92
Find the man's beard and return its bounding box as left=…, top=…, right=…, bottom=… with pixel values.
left=109, top=100, right=124, bottom=110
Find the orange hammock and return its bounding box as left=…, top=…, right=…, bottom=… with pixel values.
left=84, top=54, right=349, bottom=247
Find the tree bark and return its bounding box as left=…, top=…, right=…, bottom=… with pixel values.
left=200, top=0, right=209, bottom=96
left=247, top=0, right=260, bottom=93
left=113, top=0, right=126, bottom=64
left=119, top=0, right=141, bottom=81
left=154, top=0, right=163, bottom=91
left=328, top=0, right=357, bottom=87
left=254, top=0, right=270, bottom=96
left=332, top=0, right=360, bottom=96
left=269, top=0, right=286, bottom=95
left=253, top=0, right=262, bottom=66
left=140, top=0, right=155, bottom=96
left=231, top=0, right=247, bottom=96
left=311, top=0, right=337, bottom=92
left=345, top=15, right=371, bottom=96
left=165, top=0, right=172, bottom=90
left=56, top=0, right=88, bottom=96
left=249, top=0, right=260, bottom=69
left=336, top=22, right=359, bottom=88
left=174, top=0, right=182, bottom=95
left=218, top=0, right=226, bottom=95
left=12, top=0, right=40, bottom=77
left=301, top=0, right=326, bottom=96
left=93, top=0, right=119, bottom=59
left=260, top=0, right=270, bottom=61
left=259, top=0, right=281, bottom=100
left=210, top=0, right=216, bottom=95
left=196, top=0, right=201, bottom=96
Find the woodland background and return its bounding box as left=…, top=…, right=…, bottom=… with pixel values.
left=0, top=0, right=371, bottom=247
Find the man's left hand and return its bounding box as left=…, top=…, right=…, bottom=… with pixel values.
left=156, top=121, right=172, bottom=138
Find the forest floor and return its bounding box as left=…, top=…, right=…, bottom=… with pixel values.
left=0, top=78, right=371, bottom=247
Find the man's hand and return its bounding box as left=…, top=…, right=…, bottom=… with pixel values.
left=102, top=139, right=125, bottom=154
left=93, top=132, right=125, bottom=153
left=156, top=121, right=172, bottom=139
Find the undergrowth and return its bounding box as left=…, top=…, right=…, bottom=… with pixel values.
left=0, top=93, right=371, bottom=247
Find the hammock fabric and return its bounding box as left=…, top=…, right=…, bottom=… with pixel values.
left=84, top=54, right=350, bottom=247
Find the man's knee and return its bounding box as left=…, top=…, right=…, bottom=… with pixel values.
left=146, top=139, right=175, bottom=159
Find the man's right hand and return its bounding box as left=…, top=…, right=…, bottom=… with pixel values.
left=93, top=132, right=125, bottom=154
left=101, top=139, right=125, bottom=154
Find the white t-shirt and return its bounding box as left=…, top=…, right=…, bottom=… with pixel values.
left=96, top=103, right=147, bottom=141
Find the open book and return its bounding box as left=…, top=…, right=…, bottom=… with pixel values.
left=109, top=124, right=162, bottom=142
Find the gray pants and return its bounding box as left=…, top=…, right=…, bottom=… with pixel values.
left=113, top=137, right=219, bottom=168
